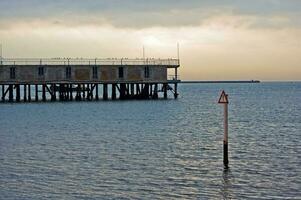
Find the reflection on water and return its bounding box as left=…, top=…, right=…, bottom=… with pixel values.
left=221, top=168, right=234, bottom=200
left=0, top=82, right=300, bottom=199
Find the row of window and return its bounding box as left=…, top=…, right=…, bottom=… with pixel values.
left=118, top=67, right=150, bottom=78
left=9, top=66, right=151, bottom=79
left=10, top=67, right=45, bottom=79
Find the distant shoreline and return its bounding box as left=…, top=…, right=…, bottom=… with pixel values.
left=179, top=80, right=260, bottom=84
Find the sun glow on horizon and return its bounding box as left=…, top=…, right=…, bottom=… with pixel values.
left=1, top=13, right=300, bottom=81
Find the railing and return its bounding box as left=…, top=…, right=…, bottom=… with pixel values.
left=0, top=58, right=180, bottom=66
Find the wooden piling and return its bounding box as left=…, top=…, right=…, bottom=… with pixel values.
left=145, top=83, right=150, bottom=99
left=90, top=84, right=94, bottom=100
left=1, top=81, right=178, bottom=102
left=120, top=83, right=126, bottom=100
left=163, top=83, right=167, bottom=99
left=112, top=84, right=116, bottom=100
left=50, top=84, right=56, bottom=101
left=136, top=84, right=140, bottom=96
left=16, top=84, right=20, bottom=102
left=85, top=84, right=89, bottom=100
left=35, top=84, right=39, bottom=101
left=103, top=83, right=108, bottom=100
left=153, top=84, right=158, bottom=99
left=23, top=85, right=27, bottom=102
left=95, top=84, right=99, bottom=100
left=130, top=83, right=134, bottom=97
left=82, top=84, right=86, bottom=100
left=65, top=84, right=69, bottom=100
left=8, top=84, right=13, bottom=102
left=59, top=84, right=63, bottom=101
left=28, top=84, right=31, bottom=102
left=67, top=84, right=70, bottom=100
left=70, top=84, right=73, bottom=101
left=75, top=84, right=80, bottom=101
left=150, top=84, right=153, bottom=97
left=1, top=85, right=4, bottom=102
left=42, top=84, right=46, bottom=101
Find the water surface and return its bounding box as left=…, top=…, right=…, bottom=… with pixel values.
left=1, top=82, right=300, bottom=199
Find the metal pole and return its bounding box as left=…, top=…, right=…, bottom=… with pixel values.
left=223, top=102, right=229, bottom=168
left=218, top=90, right=229, bottom=169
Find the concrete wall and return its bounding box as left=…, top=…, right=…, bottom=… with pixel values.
left=0, top=65, right=168, bottom=83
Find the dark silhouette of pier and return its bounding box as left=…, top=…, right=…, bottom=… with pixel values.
left=0, top=58, right=180, bottom=102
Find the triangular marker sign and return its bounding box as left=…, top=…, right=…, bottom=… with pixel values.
left=218, top=90, right=229, bottom=104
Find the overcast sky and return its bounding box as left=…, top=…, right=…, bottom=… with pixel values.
left=0, top=0, right=300, bottom=80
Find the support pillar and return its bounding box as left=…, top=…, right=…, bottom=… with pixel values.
left=136, top=84, right=140, bottom=95
left=76, top=84, right=81, bottom=101
left=66, top=84, right=69, bottom=100
left=23, top=85, right=27, bottom=102
left=103, top=84, right=108, bottom=100
left=95, top=84, right=99, bottom=100
left=120, top=83, right=126, bottom=100
left=42, top=84, right=46, bottom=102
left=130, top=84, right=134, bottom=97
left=163, top=83, right=167, bottom=99
left=70, top=84, right=73, bottom=101
left=2, top=85, right=4, bottom=102
left=153, top=84, right=158, bottom=99
left=59, top=84, right=64, bottom=101
left=77, top=84, right=84, bottom=101
left=9, top=84, right=13, bottom=102
left=28, top=85, right=31, bottom=102
left=112, top=84, right=116, bottom=100
left=86, top=84, right=91, bottom=100
left=51, top=84, right=56, bottom=101
left=83, top=84, right=86, bottom=100
left=35, top=84, right=38, bottom=101
left=143, top=83, right=150, bottom=99
left=150, top=84, right=153, bottom=96
left=90, top=84, right=94, bottom=100
left=16, top=84, right=20, bottom=102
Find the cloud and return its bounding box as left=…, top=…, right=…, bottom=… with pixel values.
left=0, top=0, right=300, bottom=29
left=1, top=1, right=300, bottom=81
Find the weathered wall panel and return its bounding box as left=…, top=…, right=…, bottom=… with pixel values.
left=75, top=68, right=90, bottom=80
left=0, top=65, right=169, bottom=83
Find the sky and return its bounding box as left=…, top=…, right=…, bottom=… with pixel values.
left=0, top=0, right=300, bottom=81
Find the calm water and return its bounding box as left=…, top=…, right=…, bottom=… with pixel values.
left=0, top=83, right=300, bottom=199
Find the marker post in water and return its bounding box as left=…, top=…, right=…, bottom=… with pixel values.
left=218, top=90, right=229, bottom=169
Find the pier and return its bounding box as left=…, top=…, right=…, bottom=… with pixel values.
left=0, top=58, right=180, bottom=102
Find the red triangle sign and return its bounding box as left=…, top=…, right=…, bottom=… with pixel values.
left=218, top=90, right=229, bottom=104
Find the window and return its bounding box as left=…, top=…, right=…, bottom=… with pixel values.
left=10, top=67, right=16, bottom=79
left=118, top=67, right=124, bottom=78
left=38, top=67, right=44, bottom=76
left=92, top=66, right=98, bottom=79
left=66, top=67, right=71, bottom=79
left=144, top=66, right=150, bottom=78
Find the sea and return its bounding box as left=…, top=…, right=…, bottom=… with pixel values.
left=0, top=82, right=300, bottom=199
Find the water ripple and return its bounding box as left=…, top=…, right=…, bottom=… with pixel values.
left=1, top=82, right=301, bottom=199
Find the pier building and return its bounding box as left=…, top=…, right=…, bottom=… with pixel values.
left=0, top=58, right=180, bottom=102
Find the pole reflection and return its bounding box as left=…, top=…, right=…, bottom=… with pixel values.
left=220, top=168, right=235, bottom=199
